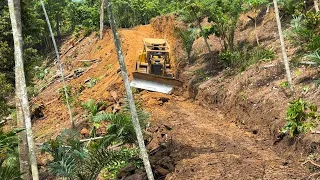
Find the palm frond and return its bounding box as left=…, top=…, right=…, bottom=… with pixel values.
left=305, top=50, right=320, bottom=64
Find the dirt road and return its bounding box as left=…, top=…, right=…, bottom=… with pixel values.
left=141, top=93, right=308, bottom=179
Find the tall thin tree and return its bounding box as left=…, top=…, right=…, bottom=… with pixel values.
left=105, top=1, right=154, bottom=180
left=8, top=0, right=39, bottom=179
left=273, top=0, right=294, bottom=92
left=190, top=5, right=212, bottom=54
left=41, top=0, right=74, bottom=127
left=100, top=0, right=105, bottom=39
left=315, top=0, right=319, bottom=12
left=8, top=1, right=31, bottom=179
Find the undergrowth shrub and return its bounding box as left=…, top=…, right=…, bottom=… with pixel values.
left=304, top=11, right=320, bottom=29
left=282, top=98, right=319, bottom=137
left=57, top=85, right=73, bottom=105
left=285, top=11, right=320, bottom=61
left=285, top=16, right=314, bottom=49
left=42, top=98, right=149, bottom=179
left=57, top=85, right=81, bottom=108
left=278, top=0, right=305, bottom=16
left=219, top=46, right=274, bottom=72
left=92, top=100, right=149, bottom=144
left=175, top=27, right=196, bottom=63
left=41, top=129, right=141, bottom=180
left=0, top=122, right=23, bottom=180
left=81, top=99, right=105, bottom=137
left=85, top=77, right=98, bottom=88
left=305, top=50, right=320, bottom=64
left=81, top=99, right=105, bottom=117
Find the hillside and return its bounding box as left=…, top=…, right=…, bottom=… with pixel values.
left=31, top=12, right=320, bottom=179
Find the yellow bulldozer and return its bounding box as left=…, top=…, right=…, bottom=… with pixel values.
left=130, top=38, right=183, bottom=94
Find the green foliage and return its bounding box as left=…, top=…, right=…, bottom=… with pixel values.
left=57, top=85, right=74, bottom=105
left=0, top=74, right=12, bottom=120
left=93, top=100, right=148, bottom=144
left=93, top=113, right=139, bottom=144
left=85, top=78, right=98, bottom=88
left=304, top=11, right=320, bottom=29
left=305, top=50, right=320, bottom=64
left=307, top=36, right=320, bottom=53
left=40, top=129, right=86, bottom=178
left=175, top=27, right=196, bottom=62
left=220, top=50, right=244, bottom=68
left=277, top=0, right=305, bottom=16
left=76, top=146, right=140, bottom=180
left=34, top=66, right=49, bottom=80
left=285, top=16, right=314, bottom=49
left=285, top=11, right=320, bottom=54
left=41, top=129, right=141, bottom=179
left=81, top=99, right=105, bottom=117
left=282, top=98, right=320, bottom=137
left=100, top=148, right=141, bottom=179
left=244, top=0, right=268, bottom=8
left=0, top=122, right=23, bottom=180
left=219, top=46, right=274, bottom=71
left=81, top=99, right=105, bottom=137
left=280, top=81, right=289, bottom=88
left=201, top=0, right=245, bottom=51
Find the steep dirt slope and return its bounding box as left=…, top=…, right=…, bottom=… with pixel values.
left=31, top=13, right=313, bottom=179
left=32, top=17, right=180, bottom=141
left=183, top=8, right=320, bottom=158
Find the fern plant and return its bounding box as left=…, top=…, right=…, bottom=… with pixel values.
left=81, top=99, right=105, bottom=117
left=41, top=129, right=141, bottom=180
left=175, top=27, right=196, bottom=62
left=93, top=99, right=149, bottom=144
left=81, top=99, right=105, bottom=137
left=282, top=98, right=319, bottom=137
left=0, top=123, right=23, bottom=180
left=76, top=146, right=140, bottom=180
left=93, top=113, right=138, bottom=144
left=305, top=50, right=320, bottom=64
left=40, top=129, right=87, bottom=179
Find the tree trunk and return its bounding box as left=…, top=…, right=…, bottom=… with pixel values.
left=9, top=2, right=30, bottom=179
left=55, top=13, right=60, bottom=37
left=273, top=0, right=294, bottom=92
left=8, top=0, right=39, bottom=180
left=41, top=0, right=74, bottom=128
left=17, top=103, right=31, bottom=179
left=315, top=0, right=319, bottom=12
left=100, top=0, right=105, bottom=40
left=191, top=7, right=212, bottom=54
left=105, top=1, right=154, bottom=180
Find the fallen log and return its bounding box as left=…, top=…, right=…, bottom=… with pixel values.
left=61, top=36, right=86, bottom=57
left=77, top=59, right=100, bottom=62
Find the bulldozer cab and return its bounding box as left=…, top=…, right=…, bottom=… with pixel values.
left=143, top=38, right=170, bottom=64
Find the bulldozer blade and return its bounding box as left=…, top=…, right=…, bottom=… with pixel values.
left=130, top=72, right=183, bottom=94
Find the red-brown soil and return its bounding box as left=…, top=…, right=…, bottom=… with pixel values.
left=32, top=11, right=319, bottom=179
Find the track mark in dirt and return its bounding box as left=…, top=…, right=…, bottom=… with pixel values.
left=143, top=95, right=308, bottom=179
